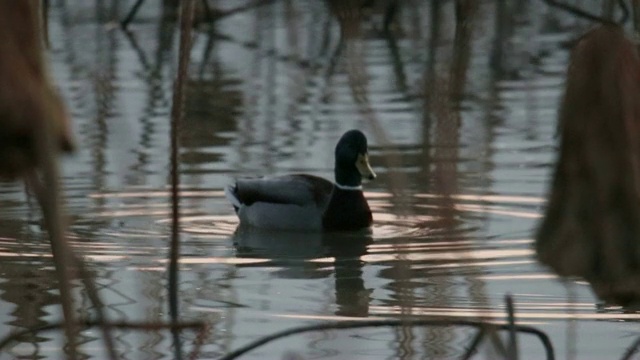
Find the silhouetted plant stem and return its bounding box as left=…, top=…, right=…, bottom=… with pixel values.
left=168, top=0, right=195, bottom=359
left=460, top=324, right=509, bottom=360
left=633, top=0, right=640, bottom=34
left=491, top=0, right=509, bottom=73
left=541, top=0, right=627, bottom=24
left=382, top=0, right=399, bottom=32
left=451, top=0, right=477, bottom=100
left=121, top=0, right=275, bottom=29
left=120, top=0, right=144, bottom=29
left=506, top=294, right=519, bottom=359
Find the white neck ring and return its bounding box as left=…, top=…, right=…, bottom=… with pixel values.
left=335, top=183, right=362, bottom=191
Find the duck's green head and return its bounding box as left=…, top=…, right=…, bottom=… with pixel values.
left=334, top=129, right=376, bottom=187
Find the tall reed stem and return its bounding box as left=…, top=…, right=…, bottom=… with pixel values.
left=168, top=1, right=195, bottom=359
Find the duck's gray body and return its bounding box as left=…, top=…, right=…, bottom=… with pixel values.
left=225, top=174, right=334, bottom=231
left=225, top=129, right=376, bottom=232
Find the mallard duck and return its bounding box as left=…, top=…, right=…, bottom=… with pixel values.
left=225, top=129, right=376, bottom=231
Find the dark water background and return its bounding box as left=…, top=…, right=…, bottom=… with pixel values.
left=0, top=0, right=638, bottom=359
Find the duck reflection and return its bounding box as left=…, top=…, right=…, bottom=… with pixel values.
left=232, top=227, right=372, bottom=316
left=327, top=232, right=373, bottom=317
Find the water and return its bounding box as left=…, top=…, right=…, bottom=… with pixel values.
left=0, top=0, right=638, bottom=359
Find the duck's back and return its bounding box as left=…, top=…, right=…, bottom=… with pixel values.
left=226, top=174, right=334, bottom=231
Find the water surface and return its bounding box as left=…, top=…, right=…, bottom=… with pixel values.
left=0, top=1, right=637, bottom=359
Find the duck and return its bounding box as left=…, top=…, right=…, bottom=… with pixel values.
left=224, top=129, right=376, bottom=231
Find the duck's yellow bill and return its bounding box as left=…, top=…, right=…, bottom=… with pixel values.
left=356, top=153, right=376, bottom=180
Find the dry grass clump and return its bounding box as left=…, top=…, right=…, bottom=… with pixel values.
left=0, top=0, right=73, bottom=180
left=536, top=25, right=640, bottom=305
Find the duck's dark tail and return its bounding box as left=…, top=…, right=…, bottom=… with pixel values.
left=224, top=184, right=241, bottom=213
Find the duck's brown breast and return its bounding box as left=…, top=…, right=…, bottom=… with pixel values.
left=322, top=188, right=372, bottom=231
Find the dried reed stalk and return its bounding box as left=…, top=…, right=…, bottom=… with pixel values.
left=0, top=0, right=73, bottom=181
left=536, top=25, right=640, bottom=306
left=0, top=1, right=122, bottom=358
left=0, top=1, right=78, bottom=358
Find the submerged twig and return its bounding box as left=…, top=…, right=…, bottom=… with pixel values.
left=120, top=0, right=276, bottom=29
left=622, top=335, right=640, bottom=360
left=542, top=0, right=627, bottom=25
left=120, top=0, right=144, bottom=29
left=461, top=323, right=513, bottom=360
left=0, top=320, right=206, bottom=352
left=210, top=0, right=278, bottom=21
left=460, top=328, right=486, bottom=360
left=218, top=318, right=555, bottom=360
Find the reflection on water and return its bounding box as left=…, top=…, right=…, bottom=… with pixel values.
left=0, top=0, right=636, bottom=359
